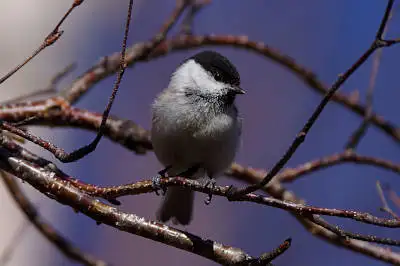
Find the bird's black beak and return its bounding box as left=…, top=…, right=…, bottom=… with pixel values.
left=230, top=86, right=246, bottom=95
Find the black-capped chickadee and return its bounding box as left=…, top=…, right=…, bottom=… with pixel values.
left=151, top=50, right=244, bottom=225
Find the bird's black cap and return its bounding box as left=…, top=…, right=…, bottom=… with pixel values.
left=190, top=50, right=240, bottom=86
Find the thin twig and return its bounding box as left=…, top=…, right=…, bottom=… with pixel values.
left=42, top=34, right=400, bottom=143
left=180, top=0, right=211, bottom=35
left=230, top=0, right=398, bottom=197
left=50, top=0, right=134, bottom=163
left=0, top=150, right=287, bottom=266
left=274, top=151, right=400, bottom=183
left=60, top=0, right=190, bottom=103
left=226, top=162, right=400, bottom=265
left=0, top=172, right=107, bottom=266
left=0, top=0, right=186, bottom=163
left=0, top=0, right=83, bottom=85
left=1, top=63, right=76, bottom=105
left=3, top=104, right=400, bottom=186
left=377, top=181, right=399, bottom=219
left=345, top=10, right=393, bottom=149
left=63, top=177, right=400, bottom=230
left=0, top=131, right=398, bottom=263
left=310, top=215, right=400, bottom=246
left=255, top=238, right=291, bottom=265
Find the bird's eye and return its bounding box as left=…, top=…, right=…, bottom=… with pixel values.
left=184, top=90, right=193, bottom=97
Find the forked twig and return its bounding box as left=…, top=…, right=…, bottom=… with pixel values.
left=345, top=10, right=393, bottom=149
left=45, top=0, right=134, bottom=163
left=0, top=150, right=289, bottom=265
left=0, top=0, right=189, bottom=163
left=229, top=0, right=399, bottom=197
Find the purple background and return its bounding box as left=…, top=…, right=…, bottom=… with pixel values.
left=9, top=1, right=400, bottom=265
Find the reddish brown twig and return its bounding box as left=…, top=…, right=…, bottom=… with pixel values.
left=309, top=215, right=400, bottom=246
left=61, top=0, right=190, bottom=104
left=59, top=176, right=400, bottom=230
left=0, top=0, right=189, bottom=164
left=2, top=101, right=400, bottom=191
left=2, top=104, right=399, bottom=228
left=275, top=151, right=400, bottom=183
left=0, top=101, right=152, bottom=155
left=226, top=163, right=400, bottom=264
left=0, top=172, right=106, bottom=266
left=46, top=0, right=134, bottom=163
left=345, top=10, right=393, bottom=150
left=0, top=1, right=83, bottom=85
left=38, top=34, right=399, bottom=143
left=255, top=238, right=291, bottom=265
left=1, top=128, right=399, bottom=263
left=0, top=149, right=288, bottom=265
left=1, top=63, right=76, bottom=105
left=230, top=0, right=399, bottom=198
left=377, top=181, right=400, bottom=219
left=0, top=135, right=392, bottom=231
left=180, top=0, right=211, bottom=35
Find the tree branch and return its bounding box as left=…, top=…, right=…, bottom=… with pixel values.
left=0, top=0, right=83, bottom=85
left=0, top=172, right=107, bottom=266
left=0, top=147, right=289, bottom=266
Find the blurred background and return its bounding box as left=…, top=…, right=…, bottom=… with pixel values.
left=0, top=1, right=400, bottom=265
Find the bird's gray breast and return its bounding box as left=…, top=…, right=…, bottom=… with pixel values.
left=151, top=93, right=240, bottom=177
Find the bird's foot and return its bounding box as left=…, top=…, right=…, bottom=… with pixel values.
left=152, top=174, right=167, bottom=196
left=203, top=178, right=216, bottom=205
left=152, top=166, right=171, bottom=196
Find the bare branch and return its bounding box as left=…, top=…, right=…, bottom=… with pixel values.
left=61, top=0, right=190, bottom=104
left=230, top=0, right=399, bottom=197
left=0, top=148, right=287, bottom=265
left=226, top=163, right=400, bottom=264
left=180, top=0, right=211, bottom=35
left=309, top=215, right=400, bottom=246
left=59, top=176, right=399, bottom=230
left=0, top=172, right=107, bottom=266
left=0, top=0, right=83, bottom=85
left=274, top=151, right=400, bottom=183
left=1, top=63, right=76, bottom=105
left=50, top=0, right=134, bottom=163
left=39, top=34, right=400, bottom=143
left=377, top=181, right=399, bottom=219
left=345, top=9, right=393, bottom=149
left=256, top=238, right=291, bottom=265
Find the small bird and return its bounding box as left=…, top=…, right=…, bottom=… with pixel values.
left=151, top=50, right=244, bottom=225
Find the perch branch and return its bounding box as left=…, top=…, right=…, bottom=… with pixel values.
left=0, top=148, right=288, bottom=266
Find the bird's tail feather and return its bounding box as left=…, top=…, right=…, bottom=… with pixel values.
left=156, top=187, right=194, bottom=225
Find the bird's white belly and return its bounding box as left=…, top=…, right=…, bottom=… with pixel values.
left=151, top=113, right=239, bottom=178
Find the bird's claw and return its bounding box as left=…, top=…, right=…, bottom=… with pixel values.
left=203, top=178, right=216, bottom=205
left=152, top=174, right=167, bottom=196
